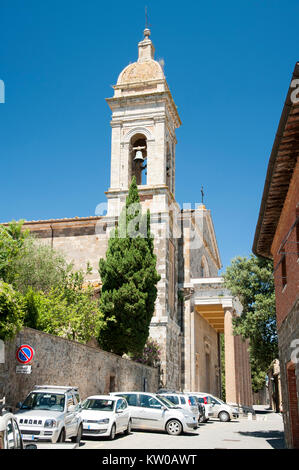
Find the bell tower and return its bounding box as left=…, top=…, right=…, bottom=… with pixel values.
left=105, top=29, right=182, bottom=389
left=106, top=28, right=181, bottom=216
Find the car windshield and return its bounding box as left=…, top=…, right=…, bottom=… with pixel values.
left=82, top=399, right=115, bottom=412
left=156, top=396, right=176, bottom=408
left=21, top=392, right=65, bottom=412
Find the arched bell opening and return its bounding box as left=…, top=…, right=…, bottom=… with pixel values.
left=130, top=134, right=147, bottom=186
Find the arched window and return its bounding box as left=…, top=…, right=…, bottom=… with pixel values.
left=130, top=134, right=147, bottom=185
left=166, top=142, right=171, bottom=190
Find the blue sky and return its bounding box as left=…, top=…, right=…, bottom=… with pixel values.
left=1, top=0, right=298, bottom=271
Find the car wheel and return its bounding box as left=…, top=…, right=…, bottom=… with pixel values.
left=124, top=419, right=132, bottom=435
left=166, top=419, right=183, bottom=436
left=219, top=411, right=230, bottom=422
left=58, top=428, right=66, bottom=442
left=109, top=423, right=116, bottom=440
left=71, top=423, right=83, bottom=444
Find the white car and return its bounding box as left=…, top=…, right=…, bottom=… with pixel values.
left=15, top=385, right=83, bottom=444
left=110, top=392, right=198, bottom=435
left=195, top=393, right=239, bottom=422
left=80, top=395, right=131, bottom=439
left=157, top=392, right=199, bottom=420
left=0, top=407, right=36, bottom=449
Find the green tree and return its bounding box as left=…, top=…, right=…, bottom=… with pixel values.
left=23, top=269, right=104, bottom=343
left=223, top=254, right=277, bottom=392
left=0, top=281, right=25, bottom=340
left=0, top=220, right=30, bottom=283
left=98, top=177, right=160, bottom=356
left=11, top=237, right=72, bottom=294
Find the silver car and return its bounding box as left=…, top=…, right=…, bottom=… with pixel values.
left=15, top=385, right=83, bottom=443
left=110, top=392, right=198, bottom=435
left=157, top=392, right=199, bottom=420
left=195, top=393, right=239, bottom=422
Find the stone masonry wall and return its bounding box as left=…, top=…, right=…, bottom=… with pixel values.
left=0, top=328, right=159, bottom=408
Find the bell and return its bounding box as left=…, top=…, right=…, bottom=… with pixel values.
left=134, top=150, right=144, bottom=162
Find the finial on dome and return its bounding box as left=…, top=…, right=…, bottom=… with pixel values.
left=138, top=19, right=154, bottom=62
left=143, top=28, right=151, bottom=39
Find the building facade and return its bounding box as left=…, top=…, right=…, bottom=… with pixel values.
left=253, top=62, right=299, bottom=448
left=20, top=29, right=252, bottom=404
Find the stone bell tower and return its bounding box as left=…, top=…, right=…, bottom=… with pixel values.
left=106, top=28, right=181, bottom=216
left=105, top=29, right=182, bottom=388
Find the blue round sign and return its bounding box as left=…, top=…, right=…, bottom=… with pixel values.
left=16, top=344, right=35, bottom=364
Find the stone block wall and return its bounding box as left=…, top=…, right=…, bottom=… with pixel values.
left=0, top=328, right=159, bottom=408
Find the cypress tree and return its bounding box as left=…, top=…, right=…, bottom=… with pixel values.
left=98, top=177, right=160, bottom=356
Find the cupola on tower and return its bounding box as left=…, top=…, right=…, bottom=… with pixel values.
left=106, top=28, right=181, bottom=216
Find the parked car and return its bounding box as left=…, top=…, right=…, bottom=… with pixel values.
left=157, top=392, right=199, bottom=420
left=195, top=393, right=239, bottom=422
left=0, top=404, right=36, bottom=449
left=80, top=395, right=131, bottom=440
left=110, top=391, right=198, bottom=436
left=14, top=385, right=83, bottom=444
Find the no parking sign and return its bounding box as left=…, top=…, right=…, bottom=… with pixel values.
left=16, top=344, right=35, bottom=364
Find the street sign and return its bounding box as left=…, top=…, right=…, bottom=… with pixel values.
left=16, top=365, right=32, bottom=374
left=16, top=344, right=35, bottom=364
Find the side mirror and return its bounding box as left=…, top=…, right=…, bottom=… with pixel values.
left=67, top=405, right=76, bottom=412
left=162, top=406, right=167, bottom=411
left=117, top=409, right=123, bottom=414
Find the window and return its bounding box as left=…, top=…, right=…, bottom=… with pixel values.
left=82, top=399, right=114, bottom=411
left=180, top=397, right=186, bottom=405
left=139, top=394, right=163, bottom=409
left=164, top=395, right=179, bottom=405
left=281, top=255, right=287, bottom=289
left=188, top=396, right=197, bottom=406
left=67, top=394, right=75, bottom=409
left=116, top=399, right=127, bottom=411
left=21, top=392, right=65, bottom=412
left=117, top=394, right=138, bottom=407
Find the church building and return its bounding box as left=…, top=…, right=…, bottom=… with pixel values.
left=23, top=29, right=253, bottom=405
